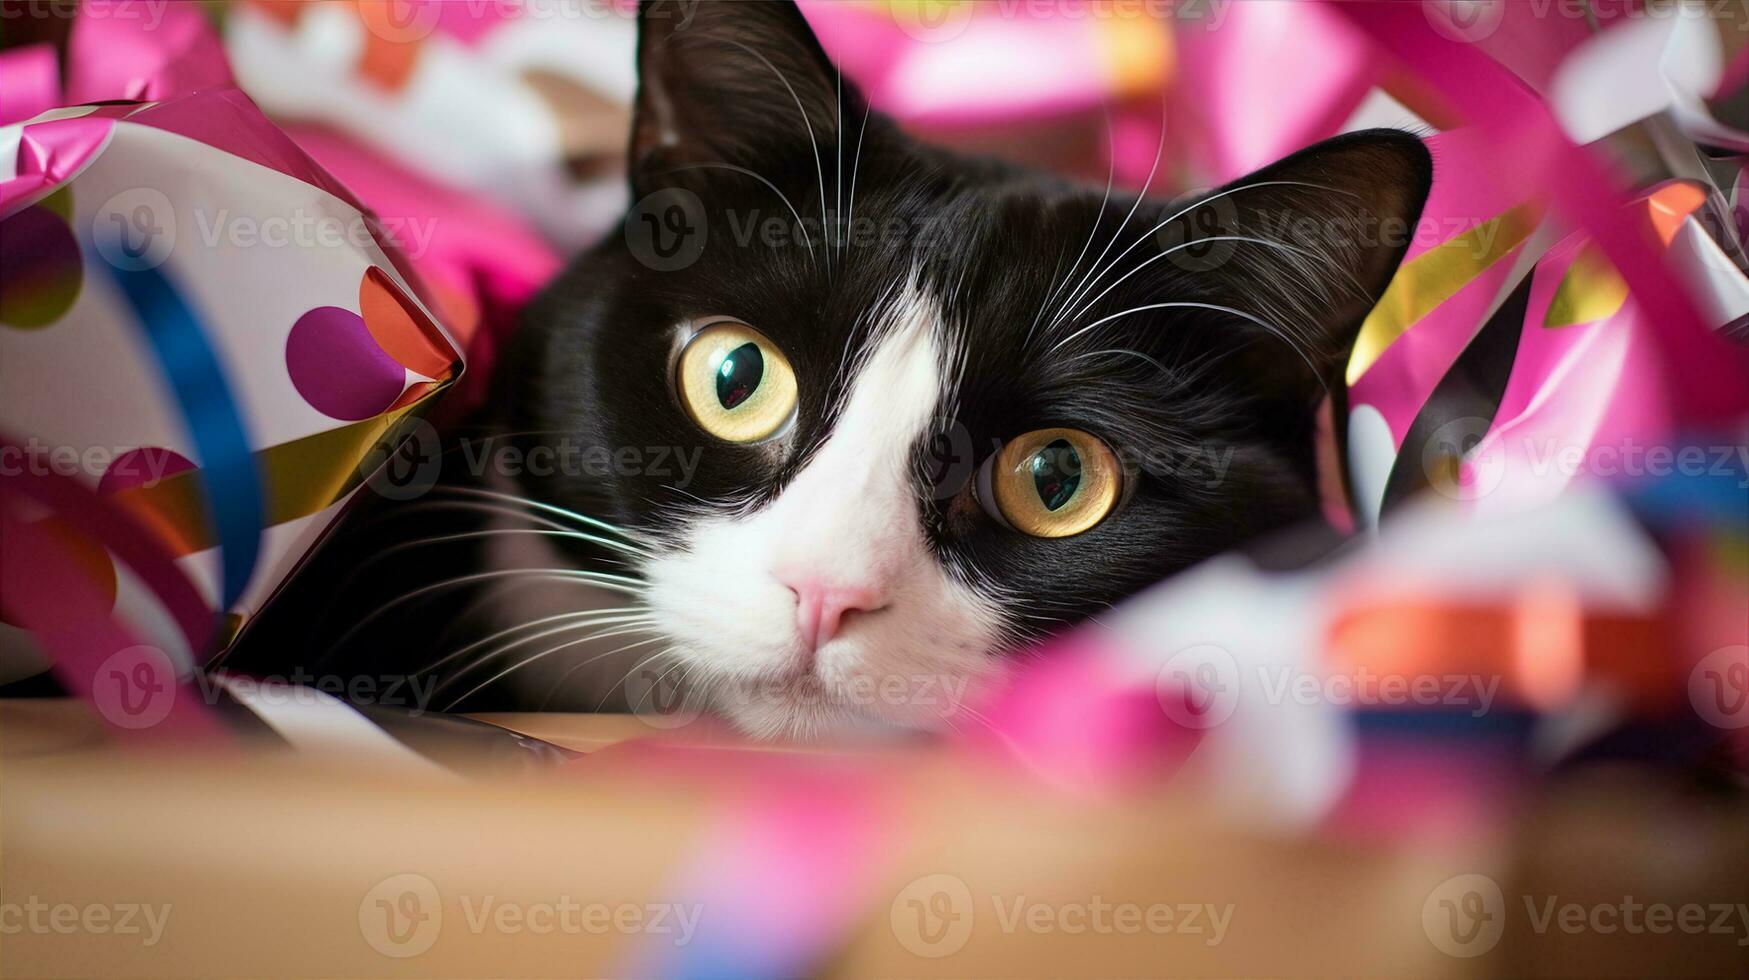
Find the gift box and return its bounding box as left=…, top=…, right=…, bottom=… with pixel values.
left=0, top=49, right=464, bottom=693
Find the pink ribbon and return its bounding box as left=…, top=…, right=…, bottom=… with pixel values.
left=1327, top=1, right=1749, bottom=426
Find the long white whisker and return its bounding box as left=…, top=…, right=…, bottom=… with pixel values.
left=1047, top=94, right=1169, bottom=330
left=444, top=631, right=665, bottom=711
left=381, top=500, right=575, bottom=534
left=627, top=657, right=689, bottom=715
left=835, top=65, right=843, bottom=266
left=600, top=648, right=679, bottom=712
left=1048, top=179, right=1361, bottom=337
left=371, top=527, right=650, bottom=563
left=323, top=568, right=645, bottom=664
left=845, top=96, right=873, bottom=263
left=1025, top=99, right=1116, bottom=348
left=1050, top=300, right=1328, bottom=394
left=1062, top=235, right=1336, bottom=327
left=433, top=617, right=656, bottom=698
left=725, top=38, right=826, bottom=264
left=420, top=609, right=653, bottom=685
left=435, top=486, right=654, bottom=545
left=661, top=162, right=815, bottom=256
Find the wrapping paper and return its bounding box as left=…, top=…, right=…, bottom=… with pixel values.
left=0, top=42, right=464, bottom=694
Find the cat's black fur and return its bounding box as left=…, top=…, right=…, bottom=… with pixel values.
left=227, top=1, right=1431, bottom=715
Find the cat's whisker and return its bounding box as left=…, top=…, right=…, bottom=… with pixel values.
left=444, top=630, right=667, bottom=712
left=435, top=486, right=655, bottom=545
left=368, top=500, right=576, bottom=535
left=835, top=65, right=843, bottom=267
left=1046, top=93, right=1169, bottom=331
left=1025, top=98, right=1117, bottom=348
left=1064, top=347, right=1173, bottom=377
left=627, top=657, right=690, bottom=716
left=1044, top=179, right=1357, bottom=340
left=434, top=618, right=658, bottom=701
left=1062, top=234, right=1338, bottom=328
left=420, top=608, right=653, bottom=687
left=540, top=642, right=672, bottom=712
left=1051, top=300, right=1328, bottom=396
left=592, top=646, right=677, bottom=712
left=844, top=95, right=873, bottom=268
left=664, top=162, right=815, bottom=256
left=366, top=528, right=651, bottom=567
left=725, top=38, right=827, bottom=270
left=321, top=568, right=646, bottom=666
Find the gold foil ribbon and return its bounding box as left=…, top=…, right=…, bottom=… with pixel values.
left=1542, top=242, right=1629, bottom=329
left=106, top=391, right=443, bottom=558
left=1347, top=202, right=1543, bottom=385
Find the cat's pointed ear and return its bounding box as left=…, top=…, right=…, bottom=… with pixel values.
left=1172, top=130, right=1433, bottom=401
left=630, top=0, right=850, bottom=197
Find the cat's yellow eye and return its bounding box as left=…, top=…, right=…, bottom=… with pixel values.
left=676, top=322, right=798, bottom=443
left=979, top=428, right=1122, bottom=538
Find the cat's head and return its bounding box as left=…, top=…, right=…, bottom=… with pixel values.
left=506, top=1, right=1431, bottom=737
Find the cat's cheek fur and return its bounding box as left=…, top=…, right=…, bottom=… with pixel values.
left=643, top=292, right=1008, bottom=739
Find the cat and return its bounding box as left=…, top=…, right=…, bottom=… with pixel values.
left=234, top=0, right=1431, bottom=740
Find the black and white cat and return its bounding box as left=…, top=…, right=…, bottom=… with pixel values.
left=241, top=0, right=1431, bottom=739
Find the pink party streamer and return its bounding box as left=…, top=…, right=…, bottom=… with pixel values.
left=1327, top=1, right=1749, bottom=424
left=0, top=445, right=218, bottom=661
left=0, top=44, right=60, bottom=127
left=0, top=504, right=221, bottom=740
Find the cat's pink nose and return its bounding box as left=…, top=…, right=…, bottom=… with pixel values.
left=780, top=576, right=885, bottom=655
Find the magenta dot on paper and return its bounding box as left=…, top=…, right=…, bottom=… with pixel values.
left=100, top=448, right=195, bottom=494
left=0, top=204, right=84, bottom=329
left=285, top=306, right=405, bottom=421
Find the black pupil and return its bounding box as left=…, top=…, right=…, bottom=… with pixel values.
left=1031, top=439, right=1080, bottom=511
left=716, top=343, right=764, bottom=410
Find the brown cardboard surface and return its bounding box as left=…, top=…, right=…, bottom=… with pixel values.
left=3, top=701, right=1745, bottom=977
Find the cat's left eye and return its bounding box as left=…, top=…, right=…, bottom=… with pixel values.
left=676, top=321, right=798, bottom=443
left=977, top=428, right=1122, bottom=538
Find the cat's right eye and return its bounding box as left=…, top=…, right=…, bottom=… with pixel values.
left=976, top=428, right=1122, bottom=538
left=676, top=321, right=797, bottom=443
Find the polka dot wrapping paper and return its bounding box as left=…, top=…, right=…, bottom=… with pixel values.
left=0, top=88, right=464, bottom=682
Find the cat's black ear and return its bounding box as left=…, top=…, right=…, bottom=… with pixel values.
left=630, top=0, right=851, bottom=198
left=1169, top=130, right=1433, bottom=402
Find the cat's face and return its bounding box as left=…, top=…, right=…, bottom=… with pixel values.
left=504, top=2, right=1431, bottom=737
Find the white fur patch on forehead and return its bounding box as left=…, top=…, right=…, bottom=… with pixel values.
left=819, top=280, right=949, bottom=477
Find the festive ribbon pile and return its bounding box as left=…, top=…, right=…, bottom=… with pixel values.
left=0, top=9, right=467, bottom=730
